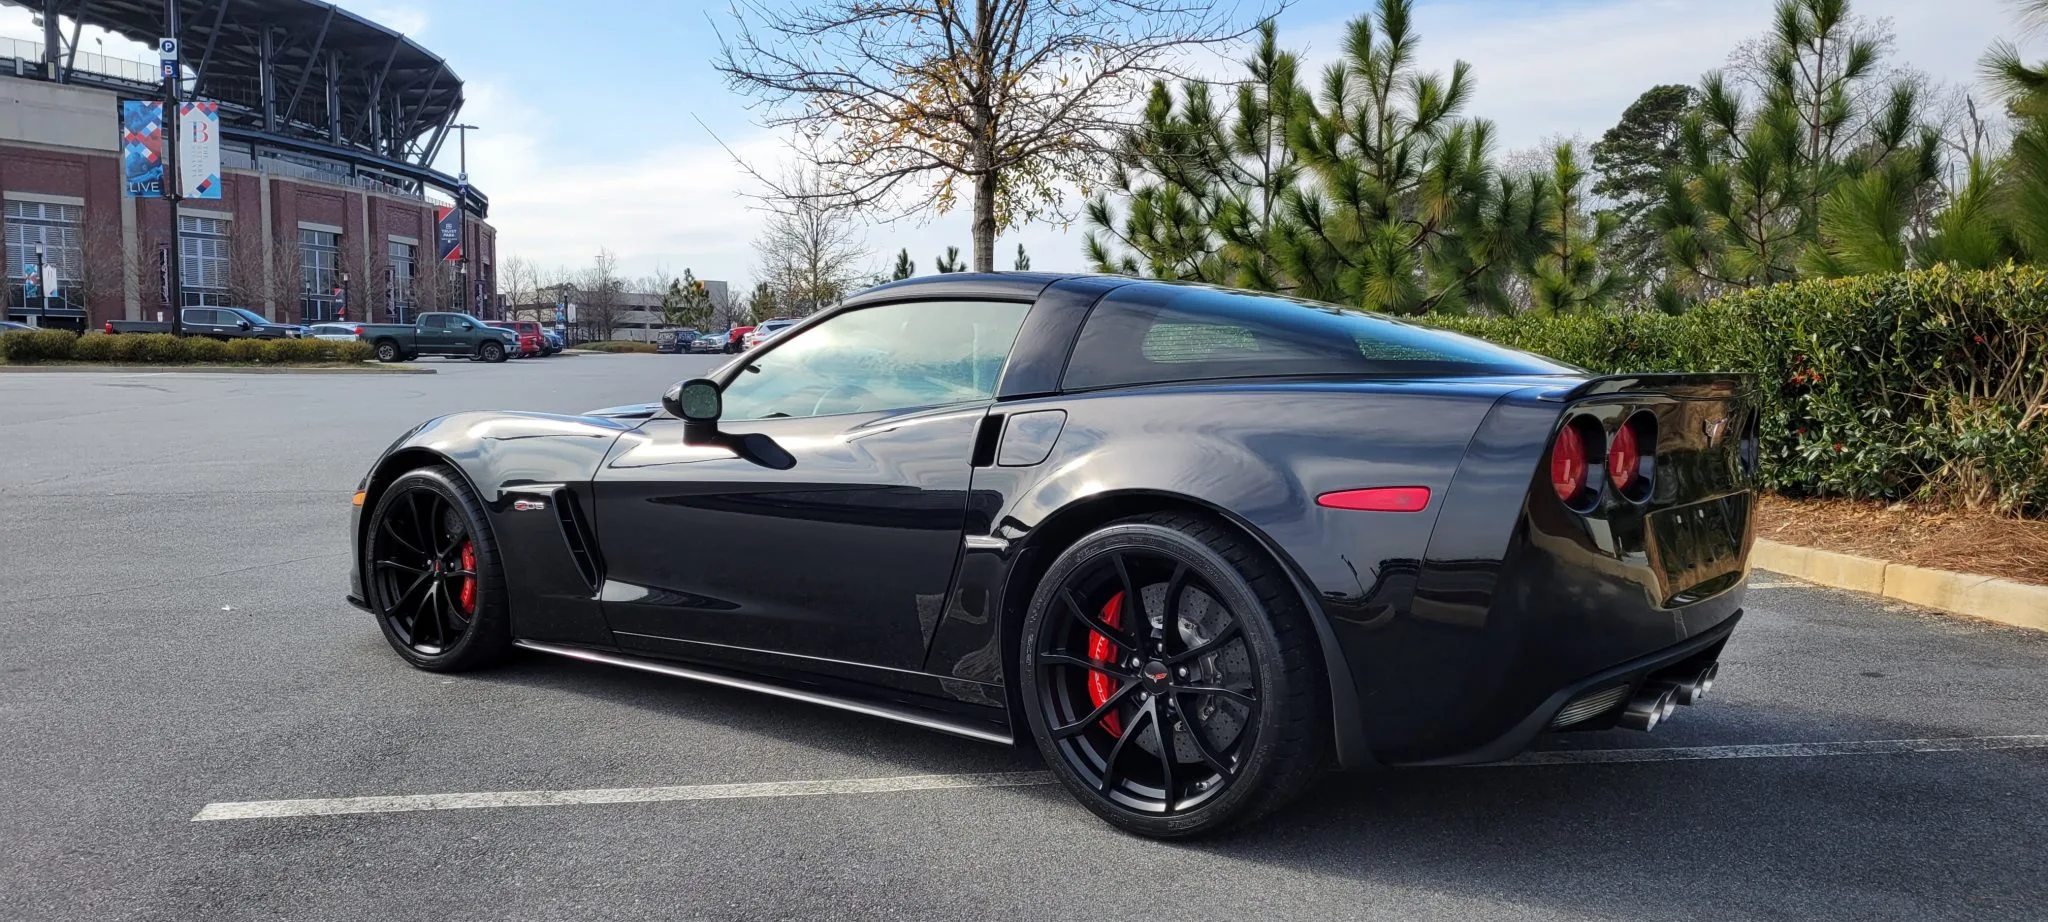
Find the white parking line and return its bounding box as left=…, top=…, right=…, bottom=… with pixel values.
left=192, top=771, right=1055, bottom=821
left=1495, top=734, right=2048, bottom=766
left=193, top=735, right=2048, bottom=821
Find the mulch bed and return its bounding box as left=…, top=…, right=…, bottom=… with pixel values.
left=1757, top=494, right=2048, bottom=587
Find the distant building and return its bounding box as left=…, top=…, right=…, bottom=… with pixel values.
left=516, top=281, right=735, bottom=343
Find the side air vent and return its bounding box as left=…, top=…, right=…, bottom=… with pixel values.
left=1551, top=684, right=1630, bottom=729
left=553, top=489, right=603, bottom=592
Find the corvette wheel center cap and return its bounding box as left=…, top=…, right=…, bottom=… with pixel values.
left=1141, top=661, right=1171, bottom=694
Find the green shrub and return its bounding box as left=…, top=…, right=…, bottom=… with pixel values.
left=224, top=338, right=266, bottom=362
left=335, top=341, right=373, bottom=363
left=132, top=334, right=186, bottom=363
left=0, top=328, right=78, bottom=362
left=71, top=332, right=117, bottom=361
left=182, top=336, right=227, bottom=363
left=1426, top=265, right=2048, bottom=517
left=580, top=340, right=658, bottom=353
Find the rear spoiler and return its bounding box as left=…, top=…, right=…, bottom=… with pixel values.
left=1549, top=373, right=1755, bottom=402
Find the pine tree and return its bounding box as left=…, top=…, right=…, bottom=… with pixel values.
left=891, top=248, right=915, bottom=281
left=1528, top=144, right=1626, bottom=313
left=1013, top=244, right=1031, bottom=271
left=1591, top=85, right=1696, bottom=304
left=935, top=247, right=965, bottom=273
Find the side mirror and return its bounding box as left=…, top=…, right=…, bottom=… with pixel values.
left=237, top=320, right=251, bottom=329
left=460, top=321, right=475, bottom=330
left=661, top=377, right=794, bottom=471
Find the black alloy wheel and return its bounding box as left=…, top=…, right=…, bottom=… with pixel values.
left=364, top=466, right=512, bottom=671
left=1020, top=513, right=1328, bottom=838
left=480, top=341, right=507, bottom=363
left=375, top=340, right=401, bottom=363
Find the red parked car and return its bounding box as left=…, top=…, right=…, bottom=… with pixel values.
left=725, top=326, right=754, bottom=354
left=486, top=321, right=546, bottom=358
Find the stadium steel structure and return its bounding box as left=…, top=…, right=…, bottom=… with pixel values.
left=9, top=0, right=486, bottom=216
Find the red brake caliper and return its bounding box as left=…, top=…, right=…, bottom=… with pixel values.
left=457, top=540, right=477, bottom=614
left=1087, top=592, right=1125, bottom=737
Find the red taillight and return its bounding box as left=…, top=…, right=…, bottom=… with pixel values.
left=104, top=321, right=114, bottom=333
left=1551, top=424, right=1587, bottom=504
left=353, top=325, right=365, bottom=336
left=1607, top=423, right=1639, bottom=490
left=1317, top=486, right=1431, bottom=512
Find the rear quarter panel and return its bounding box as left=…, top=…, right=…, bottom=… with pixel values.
left=923, top=379, right=1528, bottom=759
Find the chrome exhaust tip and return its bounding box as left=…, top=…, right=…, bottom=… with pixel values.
left=1674, top=662, right=1720, bottom=705
left=1619, top=685, right=1678, bottom=731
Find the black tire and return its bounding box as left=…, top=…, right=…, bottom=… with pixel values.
left=480, top=341, right=507, bottom=363
left=361, top=466, right=513, bottom=672
left=374, top=339, right=402, bottom=363
left=1018, top=512, right=1329, bottom=838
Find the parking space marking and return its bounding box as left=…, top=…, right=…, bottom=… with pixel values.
left=1495, top=734, right=2048, bottom=766
left=192, top=771, right=1056, bottom=821
left=194, top=735, right=2048, bottom=821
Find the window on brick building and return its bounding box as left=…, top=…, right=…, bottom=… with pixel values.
left=388, top=240, right=416, bottom=323
left=4, top=201, right=86, bottom=319
left=178, top=215, right=234, bottom=308
left=298, top=228, right=340, bottom=322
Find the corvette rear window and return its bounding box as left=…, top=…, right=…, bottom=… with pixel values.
left=1064, top=287, right=1575, bottom=389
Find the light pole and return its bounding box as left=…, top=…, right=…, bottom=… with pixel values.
left=162, top=0, right=184, bottom=336
left=449, top=123, right=479, bottom=315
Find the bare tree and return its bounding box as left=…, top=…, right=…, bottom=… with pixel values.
left=501, top=255, right=540, bottom=320
left=715, top=0, right=1267, bottom=272
left=577, top=249, right=626, bottom=342
left=753, top=170, right=871, bottom=315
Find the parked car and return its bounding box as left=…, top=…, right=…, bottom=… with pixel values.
left=724, top=326, right=754, bottom=353
left=304, top=323, right=364, bottom=342
left=743, top=318, right=797, bottom=349
left=106, top=307, right=303, bottom=339
left=542, top=330, right=563, bottom=355
left=355, top=312, right=518, bottom=363
left=655, top=329, right=702, bottom=354
left=0, top=320, right=32, bottom=332
left=486, top=321, right=546, bottom=358
left=347, top=274, right=1757, bottom=839
left=689, top=333, right=725, bottom=354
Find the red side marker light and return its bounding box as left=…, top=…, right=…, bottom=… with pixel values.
left=1317, top=486, right=1431, bottom=512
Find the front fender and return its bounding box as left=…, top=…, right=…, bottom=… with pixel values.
left=352, top=411, right=639, bottom=645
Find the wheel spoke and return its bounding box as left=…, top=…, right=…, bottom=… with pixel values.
left=1052, top=678, right=1141, bottom=738
left=1097, top=702, right=1153, bottom=796
left=1170, top=683, right=1256, bottom=707
left=409, top=491, right=435, bottom=558
left=1037, top=651, right=1133, bottom=680
left=1150, top=700, right=1176, bottom=811
left=378, top=516, right=425, bottom=557
left=374, top=559, right=424, bottom=576
left=1158, top=564, right=1189, bottom=657
left=1061, top=589, right=1133, bottom=655
left=1173, top=693, right=1237, bottom=777
left=1165, top=622, right=1242, bottom=666
left=1111, top=552, right=1144, bottom=625
left=381, top=570, right=432, bottom=617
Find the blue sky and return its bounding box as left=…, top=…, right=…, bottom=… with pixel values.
left=1, top=0, right=2027, bottom=288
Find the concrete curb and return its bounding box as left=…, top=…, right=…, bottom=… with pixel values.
left=0, top=363, right=435, bottom=375
left=1753, top=538, right=2048, bottom=633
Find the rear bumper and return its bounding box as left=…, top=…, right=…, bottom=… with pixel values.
left=1393, top=610, right=1741, bottom=766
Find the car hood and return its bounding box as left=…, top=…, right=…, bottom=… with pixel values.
left=582, top=403, right=661, bottom=420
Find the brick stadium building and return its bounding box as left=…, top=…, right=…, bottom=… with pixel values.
left=2, top=0, right=494, bottom=330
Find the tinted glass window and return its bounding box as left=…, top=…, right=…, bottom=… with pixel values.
left=422, top=315, right=451, bottom=331
left=227, top=308, right=268, bottom=325
left=1062, top=287, right=1577, bottom=390
left=721, top=300, right=1031, bottom=421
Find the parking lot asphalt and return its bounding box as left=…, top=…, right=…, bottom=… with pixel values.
left=2, top=356, right=2045, bottom=922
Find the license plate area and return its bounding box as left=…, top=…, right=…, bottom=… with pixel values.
left=1645, top=492, right=1751, bottom=606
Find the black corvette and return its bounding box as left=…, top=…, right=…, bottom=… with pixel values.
left=349, top=273, right=1756, bottom=837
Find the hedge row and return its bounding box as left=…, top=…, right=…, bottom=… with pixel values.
left=0, top=330, right=374, bottom=365
left=1427, top=265, right=2048, bottom=517
left=578, top=340, right=659, bottom=353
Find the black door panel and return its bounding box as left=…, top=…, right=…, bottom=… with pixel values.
left=593, top=406, right=986, bottom=670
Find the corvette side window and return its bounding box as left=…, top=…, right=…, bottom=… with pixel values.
left=720, top=300, right=1031, bottom=421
